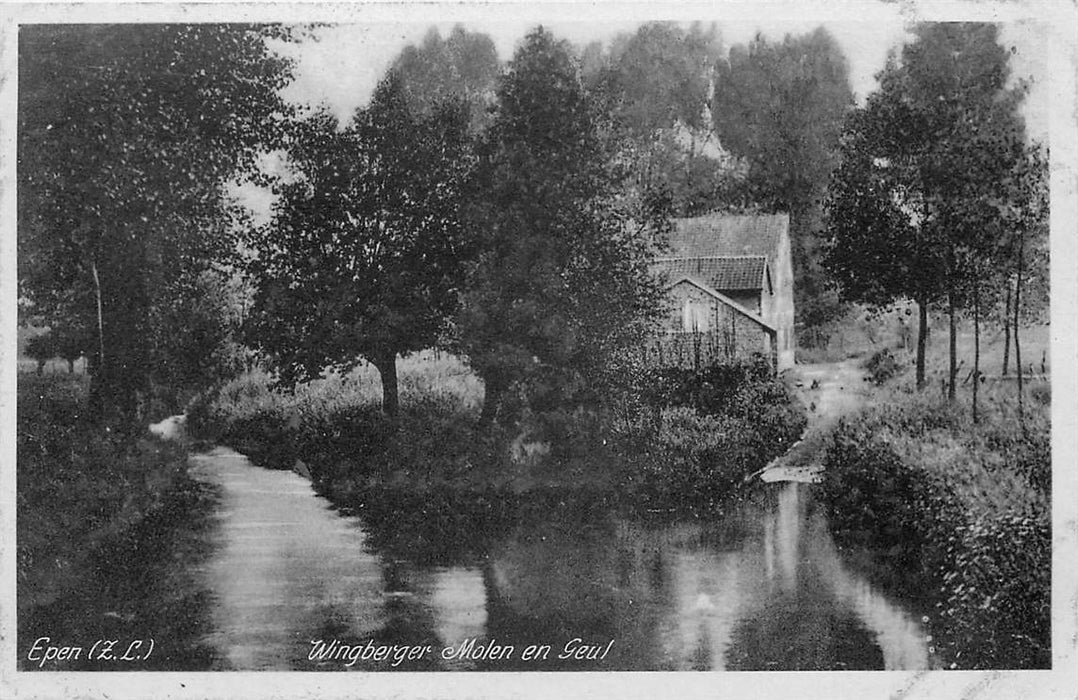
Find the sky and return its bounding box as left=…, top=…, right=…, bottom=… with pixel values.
left=270, top=6, right=1049, bottom=141
left=234, top=3, right=1052, bottom=221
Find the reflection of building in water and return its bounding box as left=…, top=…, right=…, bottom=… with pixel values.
left=349, top=483, right=932, bottom=672
left=730, top=482, right=930, bottom=671
left=427, top=567, right=488, bottom=661
left=660, top=550, right=753, bottom=670
left=765, top=482, right=802, bottom=592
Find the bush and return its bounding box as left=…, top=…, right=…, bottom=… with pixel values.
left=817, top=389, right=1050, bottom=668
left=937, top=508, right=1050, bottom=669
left=624, top=359, right=806, bottom=509
left=864, top=347, right=902, bottom=385
left=188, top=354, right=806, bottom=512
left=186, top=355, right=487, bottom=484
left=643, top=355, right=775, bottom=415
left=17, top=373, right=191, bottom=612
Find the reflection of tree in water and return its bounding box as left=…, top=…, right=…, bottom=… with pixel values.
left=344, top=485, right=517, bottom=567
left=723, top=592, right=884, bottom=671
left=478, top=494, right=674, bottom=671
left=343, top=482, right=929, bottom=672
left=722, top=483, right=904, bottom=671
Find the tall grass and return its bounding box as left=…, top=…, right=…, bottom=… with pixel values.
left=187, top=352, right=488, bottom=473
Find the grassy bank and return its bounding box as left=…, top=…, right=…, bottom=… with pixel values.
left=817, top=380, right=1050, bottom=669
left=186, top=353, right=805, bottom=513
left=16, top=373, right=197, bottom=615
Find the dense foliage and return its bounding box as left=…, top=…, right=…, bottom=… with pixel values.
left=625, top=358, right=807, bottom=507
left=18, top=25, right=294, bottom=416
left=391, top=25, right=501, bottom=133
left=825, top=23, right=1042, bottom=394
left=243, top=77, right=475, bottom=417
left=187, top=353, right=805, bottom=512
left=16, top=374, right=191, bottom=612
left=818, top=388, right=1050, bottom=668
left=582, top=22, right=744, bottom=217
left=713, top=28, right=854, bottom=329
left=456, top=28, right=666, bottom=426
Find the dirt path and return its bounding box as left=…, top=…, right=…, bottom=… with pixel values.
left=756, top=359, right=871, bottom=483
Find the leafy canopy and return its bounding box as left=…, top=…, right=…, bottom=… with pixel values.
left=18, top=24, right=294, bottom=413
left=456, top=27, right=665, bottom=419
left=244, top=76, right=476, bottom=413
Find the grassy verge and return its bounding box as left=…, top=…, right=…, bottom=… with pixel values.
left=16, top=373, right=196, bottom=615
left=186, top=353, right=805, bottom=513
left=816, top=380, right=1050, bottom=669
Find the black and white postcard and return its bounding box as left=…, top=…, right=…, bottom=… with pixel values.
left=2, top=1, right=1076, bottom=698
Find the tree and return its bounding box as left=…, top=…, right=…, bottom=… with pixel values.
left=18, top=24, right=294, bottom=417
left=391, top=25, right=501, bottom=133
left=825, top=23, right=1031, bottom=394
left=999, top=143, right=1048, bottom=424
left=712, top=28, right=855, bottom=330
left=584, top=22, right=744, bottom=217
left=244, top=76, right=475, bottom=418
left=456, top=28, right=665, bottom=426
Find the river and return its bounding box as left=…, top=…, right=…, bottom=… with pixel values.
left=175, top=445, right=933, bottom=672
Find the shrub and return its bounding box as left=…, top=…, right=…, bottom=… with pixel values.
left=643, top=355, right=775, bottom=415
left=17, top=373, right=190, bottom=612
left=864, top=347, right=902, bottom=385
left=818, top=388, right=1050, bottom=668
left=936, top=508, right=1050, bottom=669
left=625, top=360, right=806, bottom=509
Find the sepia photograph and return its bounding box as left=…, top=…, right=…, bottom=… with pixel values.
left=1, top=1, right=1075, bottom=698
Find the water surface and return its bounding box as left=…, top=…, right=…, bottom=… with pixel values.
left=186, top=446, right=933, bottom=671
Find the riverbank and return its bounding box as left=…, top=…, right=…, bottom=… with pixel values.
left=16, top=374, right=196, bottom=613
left=816, top=378, right=1050, bottom=669
left=16, top=372, right=223, bottom=670
left=185, top=353, right=805, bottom=512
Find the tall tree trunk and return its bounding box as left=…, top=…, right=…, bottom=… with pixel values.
left=916, top=297, right=928, bottom=390
left=1001, top=277, right=1012, bottom=376
left=973, top=281, right=980, bottom=423
left=372, top=351, right=399, bottom=420
left=89, top=258, right=108, bottom=415
left=92, top=259, right=105, bottom=369
left=947, top=285, right=957, bottom=401
left=1015, top=231, right=1025, bottom=427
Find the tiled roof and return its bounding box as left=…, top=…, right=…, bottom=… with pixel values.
left=666, top=213, right=789, bottom=260
left=653, top=255, right=768, bottom=291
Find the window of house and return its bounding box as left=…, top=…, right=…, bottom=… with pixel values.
left=682, top=298, right=710, bottom=332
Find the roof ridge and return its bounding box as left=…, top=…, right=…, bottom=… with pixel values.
left=671, top=212, right=788, bottom=219
left=654, top=254, right=768, bottom=261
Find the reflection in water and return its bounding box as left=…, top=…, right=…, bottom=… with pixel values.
left=429, top=567, right=488, bottom=654
left=189, top=448, right=385, bottom=670
left=190, top=448, right=932, bottom=671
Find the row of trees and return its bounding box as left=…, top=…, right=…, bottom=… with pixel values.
left=245, top=29, right=666, bottom=421
left=825, top=23, right=1048, bottom=420
left=19, top=21, right=1047, bottom=424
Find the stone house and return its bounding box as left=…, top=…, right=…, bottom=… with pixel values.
left=650, top=213, right=795, bottom=372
